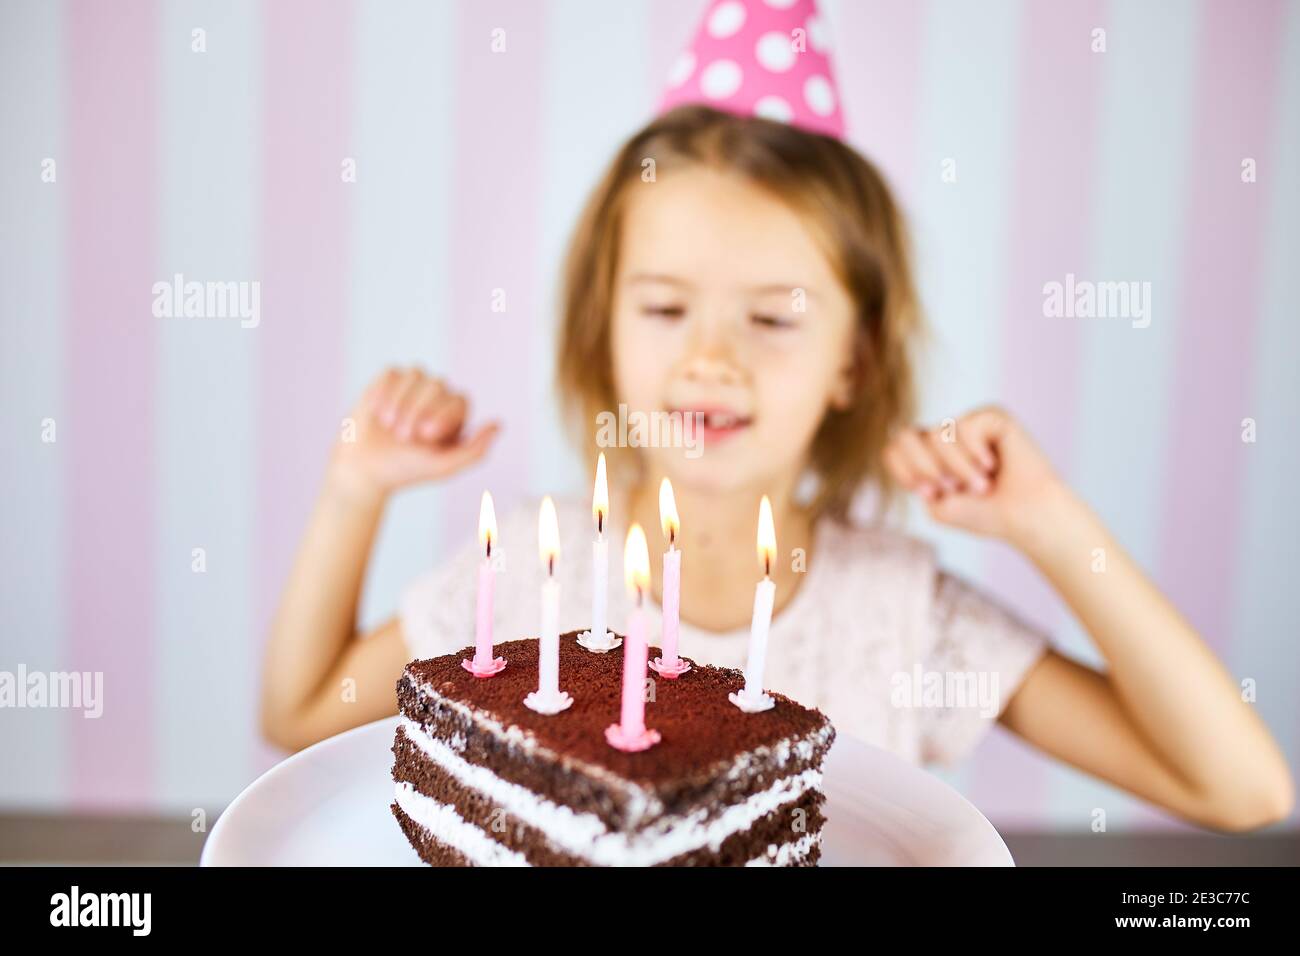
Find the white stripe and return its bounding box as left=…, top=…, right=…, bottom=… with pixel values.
left=400, top=717, right=821, bottom=866
left=395, top=782, right=530, bottom=866
left=906, top=0, right=1025, bottom=804
left=1052, top=0, right=1200, bottom=830
left=530, top=0, right=652, bottom=498
left=1070, top=0, right=1197, bottom=664
left=155, top=0, right=260, bottom=811
left=0, top=0, right=67, bottom=807
left=348, top=0, right=457, bottom=627
left=909, top=0, right=1024, bottom=584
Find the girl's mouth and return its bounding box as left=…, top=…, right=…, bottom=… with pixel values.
left=671, top=406, right=753, bottom=445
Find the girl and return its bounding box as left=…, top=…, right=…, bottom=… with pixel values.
left=260, top=18, right=1291, bottom=834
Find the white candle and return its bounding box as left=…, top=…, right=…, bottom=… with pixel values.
left=591, top=534, right=608, bottom=643
left=731, top=495, right=777, bottom=712
left=540, top=576, right=560, bottom=695
left=649, top=477, right=690, bottom=678
left=579, top=453, right=620, bottom=653
left=743, top=575, right=775, bottom=699
left=525, top=495, right=572, bottom=714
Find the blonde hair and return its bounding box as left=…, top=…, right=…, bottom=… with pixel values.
left=555, top=105, right=921, bottom=522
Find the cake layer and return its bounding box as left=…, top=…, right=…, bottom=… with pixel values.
left=397, top=633, right=836, bottom=833
left=392, top=719, right=826, bottom=866
left=390, top=786, right=823, bottom=867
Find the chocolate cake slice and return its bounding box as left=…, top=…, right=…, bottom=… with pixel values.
left=391, top=632, right=835, bottom=867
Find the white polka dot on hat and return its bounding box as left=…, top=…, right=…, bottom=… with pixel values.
left=657, top=0, right=845, bottom=139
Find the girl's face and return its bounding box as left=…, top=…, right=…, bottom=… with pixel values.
left=611, top=166, right=858, bottom=498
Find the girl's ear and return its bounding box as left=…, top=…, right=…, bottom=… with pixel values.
left=830, top=325, right=869, bottom=411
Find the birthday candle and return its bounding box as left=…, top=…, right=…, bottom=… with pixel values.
left=605, top=524, right=661, bottom=752
left=731, top=495, right=776, bottom=712
left=649, top=478, right=690, bottom=678
left=525, top=496, right=572, bottom=714
left=463, top=491, right=507, bottom=678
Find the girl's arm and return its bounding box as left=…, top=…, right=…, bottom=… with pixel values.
left=884, top=407, right=1294, bottom=832
left=260, top=367, right=501, bottom=752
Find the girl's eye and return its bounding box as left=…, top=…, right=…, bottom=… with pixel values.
left=751, top=313, right=795, bottom=329
left=642, top=305, right=685, bottom=319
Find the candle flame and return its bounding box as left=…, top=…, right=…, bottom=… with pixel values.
left=478, top=490, right=497, bottom=557
left=539, top=495, right=560, bottom=571
left=624, top=523, right=650, bottom=600
left=592, top=452, right=608, bottom=533
left=659, top=477, right=679, bottom=544
left=756, top=495, right=776, bottom=576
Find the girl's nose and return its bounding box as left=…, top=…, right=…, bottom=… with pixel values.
left=681, top=308, right=744, bottom=386
left=681, top=342, right=743, bottom=387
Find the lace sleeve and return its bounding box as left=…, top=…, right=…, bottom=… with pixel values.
left=918, top=569, right=1050, bottom=767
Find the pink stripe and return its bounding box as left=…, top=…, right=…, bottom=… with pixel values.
left=1136, top=0, right=1289, bottom=833
left=972, top=0, right=1106, bottom=829
left=1157, top=0, right=1287, bottom=657
left=439, top=2, right=547, bottom=542
left=254, top=1, right=355, bottom=770
left=649, top=0, right=705, bottom=100
left=65, top=0, right=159, bottom=809
left=836, top=0, right=925, bottom=204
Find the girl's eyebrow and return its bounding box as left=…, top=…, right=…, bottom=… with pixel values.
left=625, top=273, right=817, bottom=299
left=625, top=272, right=692, bottom=288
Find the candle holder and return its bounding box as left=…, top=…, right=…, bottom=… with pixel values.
left=576, top=629, right=621, bottom=653
left=523, top=689, right=573, bottom=715
left=728, top=688, right=775, bottom=713
left=604, top=723, right=661, bottom=752
left=461, top=656, right=507, bottom=678
left=648, top=656, right=691, bottom=679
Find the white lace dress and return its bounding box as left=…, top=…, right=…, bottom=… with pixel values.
left=400, top=495, right=1049, bottom=768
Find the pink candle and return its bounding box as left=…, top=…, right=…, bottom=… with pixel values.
left=650, top=478, right=690, bottom=678
left=463, top=491, right=506, bottom=678
left=661, top=547, right=680, bottom=660
left=605, top=524, right=661, bottom=752
left=474, top=557, right=494, bottom=662
left=620, top=601, right=649, bottom=733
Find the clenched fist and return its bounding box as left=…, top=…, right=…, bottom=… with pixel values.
left=330, top=367, right=501, bottom=498
left=883, top=406, right=1066, bottom=542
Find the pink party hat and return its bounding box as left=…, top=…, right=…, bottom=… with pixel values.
left=656, top=0, right=845, bottom=139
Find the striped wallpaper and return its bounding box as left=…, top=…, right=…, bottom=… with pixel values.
left=1, top=0, right=1296, bottom=832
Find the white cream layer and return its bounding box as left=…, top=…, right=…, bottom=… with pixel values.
left=394, top=781, right=528, bottom=867
left=744, top=831, right=820, bottom=866
left=398, top=716, right=822, bottom=867
left=395, top=782, right=821, bottom=868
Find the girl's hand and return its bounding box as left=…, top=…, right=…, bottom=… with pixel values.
left=329, top=366, right=501, bottom=500
left=882, top=406, right=1069, bottom=542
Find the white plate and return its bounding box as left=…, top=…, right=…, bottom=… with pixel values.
left=202, top=716, right=1013, bottom=867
